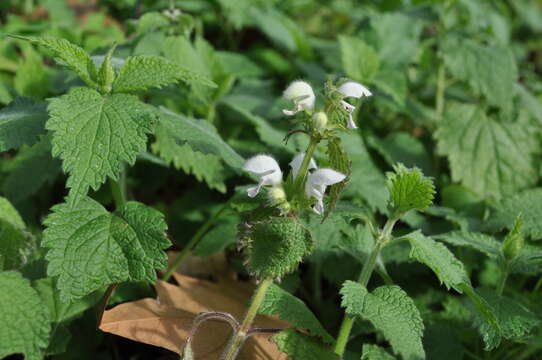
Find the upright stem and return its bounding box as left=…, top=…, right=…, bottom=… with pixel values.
left=162, top=202, right=230, bottom=281
left=221, top=277, right=274, bottom=360
left=435, top=62, right=446, bottom=123
left=294, top=136, right=320, bottom=192
left=334, top=218, right=397, bottom=357
left=110, top=165, right=127, bottom=207
left=497, top=264, right=509, bottom=296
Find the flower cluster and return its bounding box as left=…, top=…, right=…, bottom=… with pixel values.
left=243, top=153, right=345, bottom=215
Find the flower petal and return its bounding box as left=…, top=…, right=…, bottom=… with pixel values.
left=308, top=168, right=346, bottom=187
left=338, top=81, right=372, bottom=98
left=243, top=155, right=280, bottom=175
left=346, top=113, right=357, bottom=129
left=289, top=153, right=317, bottom=179
left=283, top=81, right=314, bottom=100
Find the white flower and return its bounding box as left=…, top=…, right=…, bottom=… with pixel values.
left=243, top=155, right=283, bottom=198
left=337, top=81, right=372, bottom=129
left=282, top=80, right=315, bottom=116
left=305, top=168, right=346, bottom=215
left=289, top=153, right=317, bottom=179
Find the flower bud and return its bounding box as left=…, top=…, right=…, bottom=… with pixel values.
left=502, top=216, right=524, bottom=261
left=312, top=112, right=328, bottom=131
left=268, top=186, right=287, bottom=204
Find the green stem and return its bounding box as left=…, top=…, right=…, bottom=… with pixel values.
left=334, top=218, right=397, bottom=357
left=110, top=165, right=127, bottom=207
left=497, top=264, right=509, bottom=296
left=532, top=276, right=542, bottom=294
left=294, top=136, right=320, bottom=192
left=162, top=202, right=230, bottom=281
left=221, top=277, right=274, bottom=360
left=435, top=62, right=446, bottom=123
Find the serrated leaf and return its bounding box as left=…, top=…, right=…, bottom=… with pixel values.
left=341, top=282, right=425, bottom=360
left=136, top=12, right=169, bottom=34
left=436, top=103, right=537, bottom=201
left=361, top=344, right=396, bottom=360
left=259, top=284, right=334, bottom=343
left=434, top=231, right=501, bottom=259
left=47, top=87, right=156, bottom=203
left=489, top=188, right=542, bottom=240
left=0, top=97, right=48, bottom=152
left=14, top=35, right=98, bottom=88
left=387, top=163, right=435, bottom=215
left=3, top=137, right=61, bottom=203
left=112, top=55, right=215, bottom=93
left=0, top=271, right=51, bottom=360
left=339, top=35, right=380, bottom=82
left=442, top=40, right=517, bottom=112
left=14, top=44, right=49, bottom=99
left=97, top=43, right=117, bottom=93
left=152, top=124, right=227, bottom=192
left=510, top=245, right=542, bottom=275
left=271, top=330, right=339, bottom=360
left=405, top=231, right=470, bottom=292
left=157, top=107, right=244, bottom=170
left=324, top=136, right=351, bottom=219
left=42, top=197, right=170, bottom=301
left=0, top=197, right=34, bottom=270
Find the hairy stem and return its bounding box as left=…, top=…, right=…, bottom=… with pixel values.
left=162, top=202, right=230, bottom=281
left=497, top=264, right=509, bottom=296
left=294, top=136, right=320, bottom=192
left=221, top=277, right=274, bottom=360
left=110, top=167, right=127, bottom=208
left=334, top=217, right=397, bottom=357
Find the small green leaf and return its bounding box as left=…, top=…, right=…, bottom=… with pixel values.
left=405, top=231, right=470, bottom=292
left=341, top=282, right=425, bottom=360
left=361, top=344, right=397, bottom=360
left=42, top=197, right=170, bottom=301
left=272, top=330, right=339, bottom=360
left=47, top=87, right=156, bottom=203
left=502, top=216, right=524, bottom=260
left=0, top=271, right=51, bottom=360
left=157, top=107, right=244, bottom=170
left=97, top=43, right=117, bottom=94
left=0, top=97, right=48, bottom=152
left=387, top=163, right=435, bottom=216
left=112, top=55, right=215, bottom=93
left=259, top=284, right=334, bottom=343
left=13, top=35, right=98, bottom=88
left=0, top=197, right=34, bottom=270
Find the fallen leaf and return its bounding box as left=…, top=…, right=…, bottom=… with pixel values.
left=100, top=252, right=290, bottom=359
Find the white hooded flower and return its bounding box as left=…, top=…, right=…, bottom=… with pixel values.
left=289, top=152, right=317, bottom=179
left=337, top=81, right=372, bottom=129
left=282, top=80, right=315, bottom=116
left=243, top=155, right=282, bottom=198
left=305, top=168, right=346, bottom=215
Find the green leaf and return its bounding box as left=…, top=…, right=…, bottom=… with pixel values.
left=0, top=197, right=34, bottom=270
left=14, top=44, right=49, bottom=99
left=112, top=55, right=215, bottom=93
left=193, top=219, right=237, bottom=256
left=387, top=164, right=435, bottom=216
left=339, top=35, right=380, bottom=82
left=97, top=43, right=117, bottom=94
left=271, top=330, right=339, bottom=360
left=442, top=40, right=517, bottom=112
left=372, top=69, right=407, bottom=106
left=509, top=244, right=542, bottom=275
left=324, top=136, right=351, bottom=219
left=0, top=271, right=51, bottom=360
left=434, top=231, right=501, bottom=259
left=435, top=103, right=537, bottom=201
left=136, top=12, right=169, bottom=34
left=341, top=282, right=425, bottom=360
left=157, top=107, right=244, bottom=170
left=361, top=344, right=397, bottom=360
left=405, top=231, right=470, bottom=292
left=13, top=35, right=98, bottom=88
left=47, top=87, right=156, bottom=203
left=0, top=97, right=48, bottom=152
left=259, top=284, right=334, bottom=343
left=3, top=137, right=61, bottom=203
left=502, top=216, right=525, bottom=260
left=42, top=197, right=170, bottom=301
left=489, top=188, right=542, bottom=240
left=152, top=125, right=227, bottom=193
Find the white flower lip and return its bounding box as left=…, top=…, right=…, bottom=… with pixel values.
left=338, top=81, right=372, bottom=98
left=289, top=153, right=317, bottom=179
left=282, top=80, right=315, bottom=116
left=305, top=168, right=346, bottom=215
left=243, top=155, right=283, bottom=198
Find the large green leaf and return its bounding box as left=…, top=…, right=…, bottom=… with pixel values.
left=339, top=35, right=380, bottom=82
left=0, top=97, right=48, bottom=152
left=0, top=197, right=34, bottom=270
left=435, top=102, right=537, bottom=201
left=42, top=197, right=170, bottom=301
left=272, top=330, right=339, bottom=360
left=47, top=87, right=156, bottom=203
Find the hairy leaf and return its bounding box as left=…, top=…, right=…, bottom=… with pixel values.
left=0, top=271, right=50, bottom=360
left=325, top=136, right=351, bottom=219
left=112, top=55, right=215, bottom=93
left=42, top=197, right=170, bottom=301
left=436, top=102, right=537, bottom=201
left=361, top=344, right=397, bottom=360
left=157, top=107, right=244, bottom=170
left=341, top=282, right=425, bottom=360
left=434, top=231, right=501, bottom=259
left=339, top=35, right=380, bottom=82
left=0, top=97, right=48, bottom=152
left=0, top=197, right=34, bottom=270
left=272, top=330, right=338, bottom=360
left=47, top=87, right=156, bottom=203
left=387, top=164, right=435, bottom=215
left=259, top=284, right=334, bottom=343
